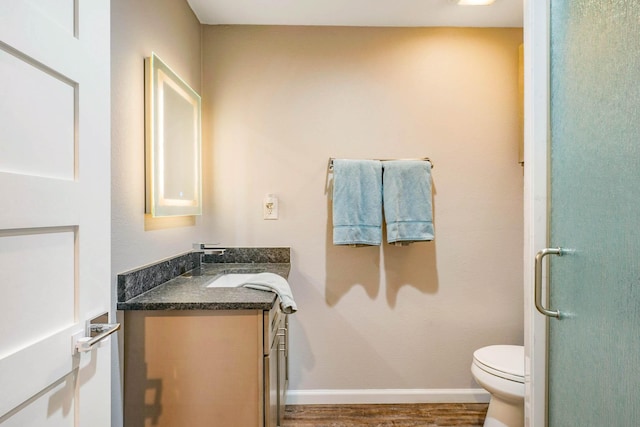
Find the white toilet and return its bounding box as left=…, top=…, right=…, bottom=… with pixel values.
left=471, top=345, right=525, bottom=427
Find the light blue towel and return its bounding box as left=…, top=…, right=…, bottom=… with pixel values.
left=382, top=160, right=434, bottom=243
left=332, top=159, right=383, bottom=246
left=241, top=273, right=298, bottom=314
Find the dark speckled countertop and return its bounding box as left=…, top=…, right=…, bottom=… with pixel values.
left=116, top=248, right=290, bottom=311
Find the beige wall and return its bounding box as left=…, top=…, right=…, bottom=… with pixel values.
left=109, top=2, right=524, bottom=413
left=110, top=0, right=209, bottom=425
left=202, top=25, right=524, bottom=395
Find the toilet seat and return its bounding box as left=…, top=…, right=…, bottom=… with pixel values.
left=473, top=345, right=524, bottom=383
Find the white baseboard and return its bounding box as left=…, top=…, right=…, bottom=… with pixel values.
left=286, top=388, right=490, bottom=405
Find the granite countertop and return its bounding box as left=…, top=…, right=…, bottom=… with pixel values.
left=117, top=248, right=291, bottom=311
left=117, top=262, right=290, bottom=310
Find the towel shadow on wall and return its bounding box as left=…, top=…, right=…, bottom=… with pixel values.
left=325, top=181, right=439, bottom=307
left=325, top=199, right=381, bottom=306
left=289, top=270, right=412, bottom=383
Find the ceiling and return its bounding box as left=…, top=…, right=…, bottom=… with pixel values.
left=186, top=0, right=523, bottom=28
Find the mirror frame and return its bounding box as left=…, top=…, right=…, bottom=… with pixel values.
left=145, top=52, right=202, bottom=217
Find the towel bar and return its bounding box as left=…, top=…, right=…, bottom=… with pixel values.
left=328, top=157, right=433, bottom=171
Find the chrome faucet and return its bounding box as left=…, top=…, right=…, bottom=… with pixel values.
left=192, top=243, right=226, bottom=260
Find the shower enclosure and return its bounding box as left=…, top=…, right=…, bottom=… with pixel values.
left=527, top=0, right=640, bottom=425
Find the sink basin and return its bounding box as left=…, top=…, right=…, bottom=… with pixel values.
left=206, top=273, right=257, bottom=288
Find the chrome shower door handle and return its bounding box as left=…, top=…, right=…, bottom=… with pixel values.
left=534, top=247, right=564, bottom=318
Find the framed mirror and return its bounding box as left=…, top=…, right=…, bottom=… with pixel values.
left=145, top=52, right=202, bottom=217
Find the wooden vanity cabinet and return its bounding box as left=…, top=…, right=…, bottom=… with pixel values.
left=123, top=304, right=287, bottom=427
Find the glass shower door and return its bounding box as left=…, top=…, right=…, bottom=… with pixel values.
left=547, top=0, right=640, bottom=425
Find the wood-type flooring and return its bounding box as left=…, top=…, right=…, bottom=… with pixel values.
left=282, top=403, right=489, bottom=427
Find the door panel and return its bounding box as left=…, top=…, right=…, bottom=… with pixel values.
left=0, top=229, right=75, bottom=352
left=548, top=0, right=640, bottom=425
left=0, top=48, right=75, bottom=180
left=25, top=0, right=76, bottom=35
left=0, top=1, right=110, bottom=425
left=1, top=373, right=77, bottom=427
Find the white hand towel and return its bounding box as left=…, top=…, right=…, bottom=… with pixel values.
left=240, top=272, right=298, bottom=314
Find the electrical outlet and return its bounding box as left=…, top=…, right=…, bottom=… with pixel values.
left=263, top=194, right=278, bottom=220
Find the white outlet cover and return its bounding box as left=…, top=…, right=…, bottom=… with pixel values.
left=263, top=195, right=278, bottom=220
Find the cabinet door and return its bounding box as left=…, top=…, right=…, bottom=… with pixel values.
left=266, top=346, right=278, bottom=427
left=124, top=311, right=263, bottom=427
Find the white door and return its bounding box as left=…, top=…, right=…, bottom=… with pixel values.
left=0, top=1, right=111, bottom=426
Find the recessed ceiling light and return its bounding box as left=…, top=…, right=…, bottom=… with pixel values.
left=456, top=0, right=496, bottom=5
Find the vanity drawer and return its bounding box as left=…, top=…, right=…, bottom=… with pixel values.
left=263, top=299, right=283, bottom=355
